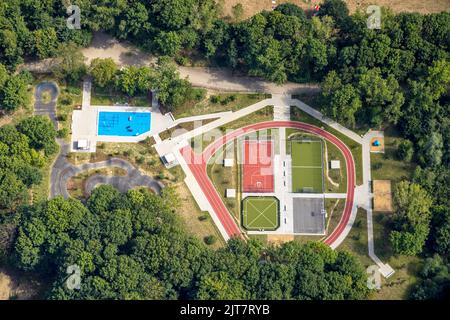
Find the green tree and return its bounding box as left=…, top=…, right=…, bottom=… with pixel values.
left=0, top=172, right=27, bottom=210
left=33, top=27, right=58, bottom=59
left=52, top=43, right=87, bottom=83
left=231, top=3, right=244, bottom=23
left=275, top=3, right=306, bottom=20
left=0, top=74, right=28, bottom=112
left=390, top=181, right=433, bottom=255
left=116, top=66, right=153, bottom=96
left=397, top=140, right=414, bottom=162
left=318, top=0, right=350, bottom=29
left=89, top=58, right=118, bottom=88
left=196, top=271, right=250, bottom=300
left=17, top=116, right=57, bottom=155
left=155, top=31, right=182, bottom=56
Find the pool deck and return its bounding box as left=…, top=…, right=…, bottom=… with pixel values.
left=71, top=105, right=173, bottom=152
left=71, top=81, right=174, bottom=152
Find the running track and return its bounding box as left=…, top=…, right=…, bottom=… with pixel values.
left=180, top=121, right=356, bottom=247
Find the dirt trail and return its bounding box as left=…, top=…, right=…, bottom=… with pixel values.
left=80, top=32, right=319, bottom=94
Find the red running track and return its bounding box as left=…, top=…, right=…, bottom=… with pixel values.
left=180, top=121, right=356, bottom=246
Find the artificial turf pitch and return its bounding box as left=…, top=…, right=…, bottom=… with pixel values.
left=291, top=140, right=324, bottom=193
left=242, top=197, right=279, bottom=231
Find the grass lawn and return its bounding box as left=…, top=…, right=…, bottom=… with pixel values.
left=56, top=83, right=83, bottom=142
left=195, top=105, right=274, bottom=150
left=175, top=181, right=226, bottom=249
left=290, top=107, right=363, bottom=186
left=31, top=148, right=59, bottom=204
left=242, top=196, right=279, bottom=231
left=371, top=126, right=416, bottom=187
left=172, top=92, right=270, bottom=119
left=290, top=140, right=324, bottom=193
left=91, top=86, right=149, bottom=107
left=207, top=141, right=240, bottom=219
left=339, top=208, right=421, bottom=300
left=324, top=141, right=347, bottom=193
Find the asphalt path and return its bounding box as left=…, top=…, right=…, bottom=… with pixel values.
left=34, top=82, right=59, bottom=128
left=180, top=120, right=355, bottom=247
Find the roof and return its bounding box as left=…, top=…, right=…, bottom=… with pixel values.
left=164, top=153, right=176, bottom=163
left=330, top=160, right=340, bottom=169
left=223, top=158, right=233, bottom=167
left=226, top=189, right=236, bottom=198
left=77, top=139, right=88, bottom=149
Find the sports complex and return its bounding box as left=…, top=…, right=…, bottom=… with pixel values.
left=181, top=120, right=353, bottom=240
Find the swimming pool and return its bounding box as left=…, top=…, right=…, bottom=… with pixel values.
left=97, top=111, right=151, bottom=137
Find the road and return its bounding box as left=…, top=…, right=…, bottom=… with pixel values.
left=180, top=120, right=355, bottom=246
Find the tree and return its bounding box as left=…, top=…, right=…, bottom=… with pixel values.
left=17, top=116, right=57, bottom=155
left=33, top=27, right=58, bottom=59
left=116, top=2, right=149, bottom=40
left=318, top=0, right=349, bottom=29
left=116, top=66, right=153, bottom=96
left=328, top=84, right=362, bottom=128
left=89, top=58, right=118, bottom=88
left=418, top=132, right=443, bottom=167
left=196, top=271, right=250, bottom=300
left=356, top=68, right=404, bottom=126
left=275, top=3, right=306, bottom=20
left=390, top=181, right=433, bottom=255
left=397, top=140, right=414, bottom=162
left=150, top=0, right=195, bottom=30
left=0, top=74, right=28, bottom=112
left=151, top=57, right=192, bottom=110
left=52, top=43, right=87, bottom=83
left=231, top=4, right=244, bottom=23
left=154, top=31, right=182, bottom=56
left=0, top=172, right=27, bottom=210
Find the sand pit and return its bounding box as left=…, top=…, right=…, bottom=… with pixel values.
left=373, top=180, right=393, bottom=212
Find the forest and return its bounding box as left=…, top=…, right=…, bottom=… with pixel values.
left=0, top=0, right=449, bottom=299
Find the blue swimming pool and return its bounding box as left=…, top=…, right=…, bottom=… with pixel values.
left=97, top=111, right=151, bottom=136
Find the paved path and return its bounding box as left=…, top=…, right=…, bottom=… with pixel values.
left=180, top=121, right=356, bottom=246
left=34, top=82, right=59, bottom=128
left=53, top=157, right=164, bottom=198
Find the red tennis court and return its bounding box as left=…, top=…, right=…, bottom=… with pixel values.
left=242, top=140, right=274, bottom=193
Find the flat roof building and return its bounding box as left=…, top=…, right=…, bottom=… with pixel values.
left=330, top=160, right=340, bottom=169
left=226, top=189, right=236, bottom=198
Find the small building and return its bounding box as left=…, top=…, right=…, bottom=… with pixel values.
left=162, top=153, right=176, bottom=166
left=223, top=158, right=233, bottom=167
left=330, top=160, right=340, bottom=169
left=77, top=139, right=89, bottom=150
left=226, top=189, right=236, bottom=198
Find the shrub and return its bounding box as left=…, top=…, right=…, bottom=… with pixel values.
left=204, top=235, right=217, bottom=245
left=210, top=95, right=220, bottom=104
left=57, top=128, right=69, bottom=138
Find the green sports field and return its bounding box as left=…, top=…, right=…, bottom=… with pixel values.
left=242, top=197, right=279, bottom=231
left=291, top=140, right=324, bottom=193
